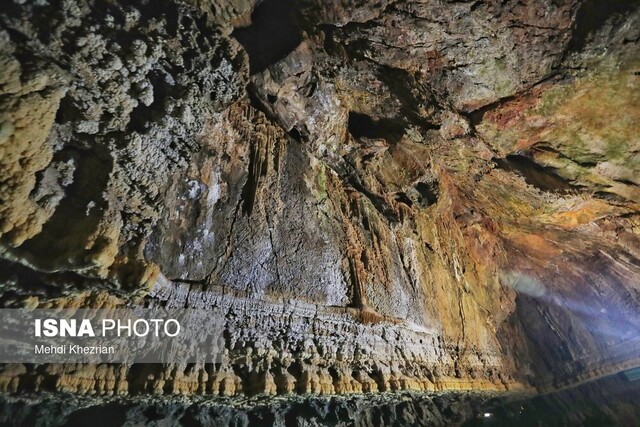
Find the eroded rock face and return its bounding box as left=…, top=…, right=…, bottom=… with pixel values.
left=3, top=374, right=640, bottom=427
left=1, top=0, right=640, bottom=421
left=1, top=0, right=246, bottom=296
left=0, top=391, right=505, bottom=427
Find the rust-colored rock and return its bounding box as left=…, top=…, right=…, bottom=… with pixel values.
left=1, top=0, right=640, bottom=425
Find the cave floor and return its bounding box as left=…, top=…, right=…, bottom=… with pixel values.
left=2, top=370, right=639, bottom=427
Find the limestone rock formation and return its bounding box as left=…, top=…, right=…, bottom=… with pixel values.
left=1, top=0, right=640, bottom=425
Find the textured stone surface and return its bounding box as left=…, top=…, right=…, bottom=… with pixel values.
left=0, top=0, right=246, bottom=296
left=0, top=391, right=507, bottom=427
left=1, top=0, right=640, bottom=424
left=2, top=372, right=640, bottom=427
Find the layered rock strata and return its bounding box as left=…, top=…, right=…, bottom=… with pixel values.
left=0, top=0, right=639, bottom=413
left=2, top=371, right=640, bottom=427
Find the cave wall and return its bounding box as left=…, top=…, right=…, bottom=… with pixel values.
left=0, top=0, right=639, bottom=400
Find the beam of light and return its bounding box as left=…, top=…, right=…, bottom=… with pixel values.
left=624, top=367, right=640, bottom=381
left=500, top=270, right=640, bottom=343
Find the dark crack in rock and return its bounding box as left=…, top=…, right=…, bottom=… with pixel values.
left=1, top=0, right=640, bottom=425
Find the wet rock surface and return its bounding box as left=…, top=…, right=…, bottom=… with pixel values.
left=1, top=0, right=640, bottom=425
left=0, top=391, right=498, bottom=427
left=3, top=371, right=640, bottom=427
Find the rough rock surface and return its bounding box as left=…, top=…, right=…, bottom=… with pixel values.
left=2, top=372, right=640, bottom=427
left=1, top=0, right=246, bottom=296
left=1, top=0, right=640, bottom=424
left=0, top=391, right=508, bottom=427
